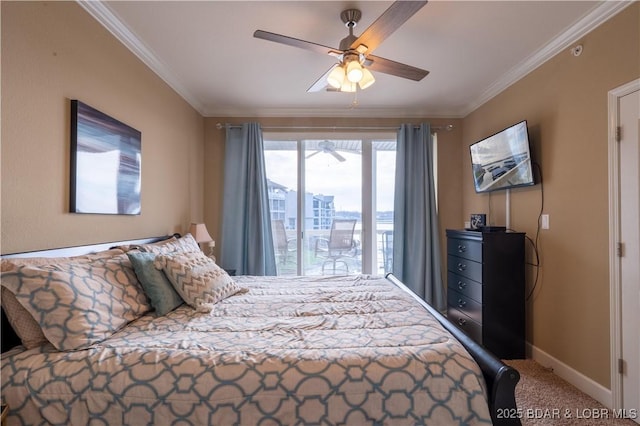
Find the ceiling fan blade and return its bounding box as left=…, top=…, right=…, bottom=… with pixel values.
left=254, top=30, right=342, bottom=57
left=307, top=65, right=338, bottom=92
left=306, top=150, right=322, bottom=159
left=350, top=1, right=427, bottom=54
left=331, top=151, right=347, bottom=162
left=365, top=54, right=429, bottom=81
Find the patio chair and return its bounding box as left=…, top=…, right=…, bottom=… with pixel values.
left=272, top=220, right=296, bottom=264
left=314, top=219, right=358, bottom=274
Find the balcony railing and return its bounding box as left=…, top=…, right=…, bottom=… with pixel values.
left=274, top=227, right=393, bottom=277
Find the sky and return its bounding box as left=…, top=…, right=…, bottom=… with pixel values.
left=264, top=144, right=396, bottom=212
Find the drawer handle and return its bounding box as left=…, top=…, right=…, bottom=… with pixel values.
left=457, top=299, right=466, bottom=308
left=457, top=244, right=467, bottom=253
left=457, top=263, right=466, bottom=271
left=458, top=281, right=466, bottom=290
left=457, top=318, right=467, bottom=326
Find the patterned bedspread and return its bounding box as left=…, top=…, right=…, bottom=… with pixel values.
left=1, top=275, right=491, bottom=425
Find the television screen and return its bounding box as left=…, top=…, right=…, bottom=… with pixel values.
left=470, top=120, right=535, bottom=193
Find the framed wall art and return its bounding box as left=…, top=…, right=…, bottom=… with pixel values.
left=70, top=100, right=141, bottom=215
left=469, top=213, right=486, bottom=230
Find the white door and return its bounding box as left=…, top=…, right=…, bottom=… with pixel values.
left=618, top=85, right=640, bottom=422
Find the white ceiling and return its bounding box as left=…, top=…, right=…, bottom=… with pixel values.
left=82, top=1, right=629, bottom=118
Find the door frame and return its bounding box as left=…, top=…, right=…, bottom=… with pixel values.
left=608, top=78, right=640, bottom=409
left=263, top=132, right=396, bottom=276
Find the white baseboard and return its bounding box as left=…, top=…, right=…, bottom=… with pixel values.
left=527, top=343, right=613, bottom=408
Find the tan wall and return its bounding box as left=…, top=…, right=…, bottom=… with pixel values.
left=203, top=117, right=463, bottom=261
left=1, top=1, right=205, bottom=253
left=462, top=3, right=639, bottom=387
left=5, top=0, right=636, bottom=392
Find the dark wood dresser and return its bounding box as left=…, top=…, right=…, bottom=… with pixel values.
left=446, top=229, right=525, bottom=359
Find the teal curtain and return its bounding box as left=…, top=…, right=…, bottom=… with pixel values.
left=392, top=123, right=445, bottom=310
left=220, top=123, right=277, bottom=276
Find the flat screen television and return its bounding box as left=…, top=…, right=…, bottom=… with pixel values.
left=470, top=120, right=535, bottom=193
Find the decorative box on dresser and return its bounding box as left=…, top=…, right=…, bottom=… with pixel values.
left=446, top=229, right=525, bottom=359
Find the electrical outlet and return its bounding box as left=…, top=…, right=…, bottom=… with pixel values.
left=541, top=214, right=550, bottom=230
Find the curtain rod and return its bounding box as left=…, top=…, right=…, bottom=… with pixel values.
left=215, top=123, right=454, bottom=132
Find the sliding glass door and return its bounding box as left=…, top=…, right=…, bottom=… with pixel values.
left=304, top=140, right=362, bottom=275
left=264, top=132, right=396, bottom=277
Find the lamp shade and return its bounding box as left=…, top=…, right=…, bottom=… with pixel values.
left=346, top=60, right=364, bottom=83
left=188, top=223, right=213, bottom=243
left=358, top=68, right=375, bottom=90
left=327, top=65, right=345, bottom=89
left=340, top=80, right=357, bottom=93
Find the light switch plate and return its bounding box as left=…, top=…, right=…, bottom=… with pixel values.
left=541, top=214, right=550, bottom=229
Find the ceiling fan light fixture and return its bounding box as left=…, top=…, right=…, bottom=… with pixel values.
left=358, top=68, right=375, bottom=90
left=254, top=3, right=430, bottom=95
left=340, top=80, right=357, bottom=93
left=327, top=65, right=345, bottom=89
left=346, top=60, right=364, bottom=83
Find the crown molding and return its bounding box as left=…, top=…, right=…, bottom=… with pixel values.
left=462, top=1, right=633, bottom=117
left=203, top=106, right=466, bottom=119
left=78, top=0, right=632, bottom=119
left=76, top=0, right=206, bottom=115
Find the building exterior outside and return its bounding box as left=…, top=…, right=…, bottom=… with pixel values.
left=268, top=179, right=336, bottom=230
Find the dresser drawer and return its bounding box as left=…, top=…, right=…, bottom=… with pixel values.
left=446, top=229, right=525, bottom=359
left=448, top=288, right=482, bottom=324
left=447, top=254, right=482, bottom=282
left=447, top=271, right=482, bottom=303
left=447, top=307, right=483, bottom=344
left=447, top=237, right=482, bottom=262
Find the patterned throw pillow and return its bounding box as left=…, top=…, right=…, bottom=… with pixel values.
left=128, top=251, right=184, bottom=316
left=154, top=251, right=246, bottom=312
left=1, top=255, right=151, bottom=351
left=139, top=234, right=201, bottom=256
left=43, top=253, right=152, bottom=311
left=0, top=249, right=125, bottom=272
left=0, top=248, right=127, bottom=349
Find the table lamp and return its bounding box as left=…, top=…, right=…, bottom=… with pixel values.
left=188, top=223, right=216, bottom=261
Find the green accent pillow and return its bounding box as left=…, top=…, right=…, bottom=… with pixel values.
left=128, top=251, right=183, bottom=315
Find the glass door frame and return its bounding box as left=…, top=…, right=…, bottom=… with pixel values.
left=264, top=131, right=396, bottom=276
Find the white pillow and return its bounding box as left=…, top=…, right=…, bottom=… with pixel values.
left=154, top=251, right=246, bottom=312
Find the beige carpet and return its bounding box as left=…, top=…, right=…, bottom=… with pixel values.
left=505, top=359, right=638, bottom=425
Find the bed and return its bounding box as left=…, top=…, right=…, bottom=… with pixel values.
left=1, top=235, right=521, bottom=425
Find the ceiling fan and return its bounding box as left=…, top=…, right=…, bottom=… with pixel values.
left=253, top=1, right=429, bottom=93
left=306, top=141, right=347, bottom=162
